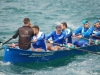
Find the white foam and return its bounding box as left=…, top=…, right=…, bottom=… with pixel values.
left=0, top=61, right=11, bottom=65
left=0, top=72, right=5, bottom=75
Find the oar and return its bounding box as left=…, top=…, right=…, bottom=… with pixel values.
left=49, top=42, right=100, bottom=55
left=2, top=37, right=13, bottom=45
left=0, top=37, right=13, bottom=50
left=0, top=40, right=38, bottom=50
left=73, top=36, right=91, bottom=41
left=46, top=40, right=63, bottom=46
left=75, top=48, right=100, bottom=55
left=73, top=36, right=95, bottom=45
left=83, top=36, right=100, bottom=44
left=92, top=36, right=100, bottom=39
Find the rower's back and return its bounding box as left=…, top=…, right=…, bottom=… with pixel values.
left=18, top=26, right=33, bottom=50
left=12, top=18, right=34, bottom=50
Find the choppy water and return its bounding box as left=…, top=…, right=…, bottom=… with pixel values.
left=0, top=0, right=100, bottom=75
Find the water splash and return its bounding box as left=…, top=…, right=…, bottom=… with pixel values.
left=0, top=61, right=11, bottom=66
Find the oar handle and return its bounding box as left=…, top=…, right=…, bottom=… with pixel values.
left=46, top=40, right=63, bottom=46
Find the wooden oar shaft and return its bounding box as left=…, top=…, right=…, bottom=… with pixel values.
left=0, top=37, right=13, bottom=50
left=1, top=41, right=35, bottom=44
left=76, top=48, right=100, bottom=55
left=92, top=36, right=100, bottom=39
left=53, top=43, right=100, bottom=55
left=81, top=37, right=89, bottom=41
left=51, top=42, right=100, bottom=55
left=3, top=37, right=13, bottom=45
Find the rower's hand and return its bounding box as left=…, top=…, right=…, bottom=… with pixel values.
left=29, top=22, right=32, bottom=27
left=73, top=34, right=76, bottom=37
left=33, top=39, right=37, bottom=43
left=76, top=35, right=83, bottom=39
left=92, top=34, right=94, bottom=36
left=10, top=43, right=16, bottom=48
left=49, top=41, right=54, bottom=44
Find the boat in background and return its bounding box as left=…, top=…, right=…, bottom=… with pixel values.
left=3, top=45, right=100, bottom=63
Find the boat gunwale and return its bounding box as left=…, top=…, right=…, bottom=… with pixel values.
left=3, top=44, right=99, bottom=53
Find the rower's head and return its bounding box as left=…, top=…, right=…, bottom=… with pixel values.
left=32, top=25, right=39, bottom=34
left=98, top=16, right=100, bottom=24
left=99, top=19, right=100, bottom=25
left=56, top=25, right=62, bottom=34
left=61, top=22, right=67, bottom=30
left=82, top=20, right=89, bottom=28
left=94, top=20, right=99, bottom=28
left=23, top=18, right=31, bottom=26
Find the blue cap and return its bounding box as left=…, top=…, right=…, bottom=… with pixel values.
left=94, top=20, right=99, bottom=24
left=82, top=20, right=88, bottom=25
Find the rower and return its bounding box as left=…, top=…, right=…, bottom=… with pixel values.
left=31, top=25, right=46, bottom=52
left=12, top=18, right=34, bottom=50
left=98, top=16, right=100, bottom=25
left=73, top=20, right=90, bottom=47
left=46, top=25, right=65, bottom=51
left=61, top=22, right=72, bottom=44
left=89, top=20, right=100, bottom=41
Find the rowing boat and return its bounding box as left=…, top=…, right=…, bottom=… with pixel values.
left=2, top=44, right=100, bottom=63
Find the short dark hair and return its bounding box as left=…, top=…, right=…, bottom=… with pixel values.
left=61, top=22, right=67, bottom=28
left=23, top=18, right=30, bottom=24
left=32, top=25, right=39, bottom=30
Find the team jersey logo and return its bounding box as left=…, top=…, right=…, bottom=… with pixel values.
left=25, top=31, right=28, bottom=34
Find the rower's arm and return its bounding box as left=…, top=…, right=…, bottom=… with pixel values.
left=31, top=31, right=34, bottom=37
left=87, top=26, right=94, bottom=35
left=81, top=31, right=90, bottom=38
left=94, top=31, right=100, bottom=36
left=65, top=29, right=72, bottom=38
left=53, top=35, right=65, bottom=43
left=74, top=27, right=82, bottom=35
left=46, top=32, right=53, bottom=40
left=12, top=30, right=19, bottom=39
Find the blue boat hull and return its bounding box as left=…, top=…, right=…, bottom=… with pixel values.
left=3, top=45, right=100, bottom=63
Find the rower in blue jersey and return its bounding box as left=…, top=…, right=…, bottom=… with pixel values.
left=46, top=25, right=65, bottom=51
left=61, top=22, right=72, bottom=43
left=73, top=20, right=90, bottom=47
left=31, top=25, right=46, bottom=52
left=98, top=16, right=100, bottom=25
left=88, top=20, right=100, bottom=40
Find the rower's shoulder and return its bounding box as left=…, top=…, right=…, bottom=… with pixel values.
left=61, top=31, right=66, bottom=35
left=65, top=28, right=72, bottom=32
left=78, top=26, right=83, bottom=29
left=39, top=32, right=45, bottom=35
left=19, top=26, right=32, bottom=29
left=51, top=31, right=56, bottom=34
left=75, top=26, right=83, bottom=30
left=89, top=26, right=94, bottom=29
